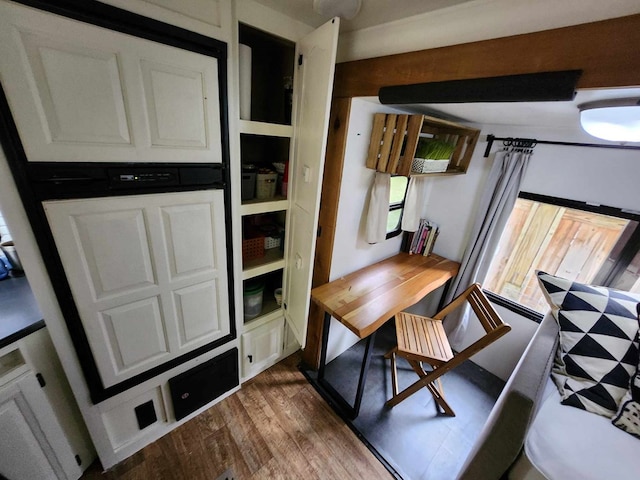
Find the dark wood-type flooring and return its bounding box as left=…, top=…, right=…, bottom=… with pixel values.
left=303, top=321, right=505, bottom=480
left=81, top=352, right=393, bottom=480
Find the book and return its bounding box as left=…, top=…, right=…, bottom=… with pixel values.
left=424, top=223, right=439, bottom=256
left=416, top=222, right=429, bottom=254
left=409, top=218, right=426, bottom=254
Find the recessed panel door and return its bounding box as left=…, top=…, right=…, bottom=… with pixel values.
left=0, top=372, right=82, bottom=480
left=44, top=190, right=230, bottom=388
left=0, top=1, right=222, bottom=163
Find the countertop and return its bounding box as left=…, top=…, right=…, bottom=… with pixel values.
left=0, top=274, right=45, bottom=349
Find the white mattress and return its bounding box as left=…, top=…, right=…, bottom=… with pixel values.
left=524, top=379, right=638, bottom=480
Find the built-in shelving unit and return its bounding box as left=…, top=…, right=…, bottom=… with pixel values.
left=237, top=22, right=295, bottom=379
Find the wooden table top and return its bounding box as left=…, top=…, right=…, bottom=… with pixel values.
left=311, top=253, right=460, bottom=339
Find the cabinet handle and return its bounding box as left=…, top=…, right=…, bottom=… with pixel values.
left=248, top=355, right=253, bottom=363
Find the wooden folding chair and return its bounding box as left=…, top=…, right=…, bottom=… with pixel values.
left=384, top=283, right=510, bottom=415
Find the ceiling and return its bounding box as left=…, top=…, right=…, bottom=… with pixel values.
left=252, top=0, right=474, bottom=32
left=252, top=1, right=640, bottom=142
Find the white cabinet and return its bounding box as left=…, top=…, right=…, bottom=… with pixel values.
left=43, top=190, right=231, bottom=388
left=0, top=348, right=82, bottom=480
left=0, top=1, right=223, bottom=164
left=241, top=319, right=284, bottom=378
left=236, top=14, right=339, bottom=380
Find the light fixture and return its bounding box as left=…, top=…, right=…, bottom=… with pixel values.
left=579, top=98, right=640, bottom=142
left=312, top=0, right=361, bottom=20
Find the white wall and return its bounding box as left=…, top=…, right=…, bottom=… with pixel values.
left=337, top=0, right=640, bottom=62
left=328, top=100, right=640, bottom=379
left=324, top=99, right=407, bottom=361
left=325, top=97, right=485, bottom=361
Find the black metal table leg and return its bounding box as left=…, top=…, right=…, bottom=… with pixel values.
left=352, top=330, right=377, bottom=416
left=316, top=311, right=378, bottom=419
left=317, top=311, right=331, bottom=382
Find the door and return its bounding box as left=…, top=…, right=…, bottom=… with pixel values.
left=0, top=1, right=222, bottom=163
left=43, top=190, right=231, bottom=388
left=241, top=319, right=284, bottom=379
left=283, top=18, right=340, bottom=346
left=0, top=371, right=81, bottom=480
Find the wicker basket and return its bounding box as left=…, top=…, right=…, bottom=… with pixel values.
left=242, top=236, right=265, bottom=262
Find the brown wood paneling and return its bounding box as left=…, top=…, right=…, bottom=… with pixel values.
left=303, top=97, right=352, bottom=369
left=333, top=14, right=640, bottom=98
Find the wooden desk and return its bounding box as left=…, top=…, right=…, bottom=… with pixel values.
left=310, top=252, right=460, bottom=418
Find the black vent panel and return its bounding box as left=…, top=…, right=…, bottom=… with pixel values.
left=169, top=348, right=238, bottom=421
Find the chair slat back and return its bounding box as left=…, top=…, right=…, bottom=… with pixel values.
left=467, top=284, right=505, bottom=334
left=458, top=284, right=511, bottom=362
left=432, top=283, right=510, bottom=361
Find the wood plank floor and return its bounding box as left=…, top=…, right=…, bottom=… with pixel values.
left=81, top=352, right=392, bottom=480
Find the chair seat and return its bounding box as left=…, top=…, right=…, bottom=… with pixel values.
left=396, top=311, right=454, bottom=364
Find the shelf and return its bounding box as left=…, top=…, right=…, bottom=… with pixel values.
left=242, top=249, right=285, bottom=280
left=241, top=197, right=288, bottom=216
left=409, top=168, right=467, bottom=178
left=239, top=120, right=293, bottom=138
left=366, top=113, right=480, bottom=176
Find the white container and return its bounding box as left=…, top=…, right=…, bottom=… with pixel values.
left=243, top=282, right=264, bottom=320
left=239, top=44, right=252, bottom=120
left=411, top=157, right=450, bottom=173
left=274, top=287, right=282, bottom=306
left=256, top=172, right=277, bottom=199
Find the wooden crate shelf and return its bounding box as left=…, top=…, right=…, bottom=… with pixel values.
left=366, top=113, right=480, bottom=177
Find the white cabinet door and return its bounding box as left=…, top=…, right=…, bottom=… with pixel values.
left=283, top=18, right=339, bottom=347
left=241, top=320, right=283, bottom=379
left=0, top=372, right=81, bottom=480
left=43, top=190, right=230, bottom=388
left=0, top=2, right=222, bottom=163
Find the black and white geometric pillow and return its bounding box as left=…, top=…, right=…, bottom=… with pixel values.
left=536, top=271, right=640, bottom=418
left=612, top=303, right=640, bottom=438
left=612, top=355, right=640, bottom=438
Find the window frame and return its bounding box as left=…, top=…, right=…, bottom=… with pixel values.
left=385, top=175, right=408, bottom=239
left=485, top=191, right=640, bottom=323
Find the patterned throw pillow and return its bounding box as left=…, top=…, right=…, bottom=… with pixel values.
left=612, top=305, right=640, bottom=438
left=536, top=271, right=640, bottom=417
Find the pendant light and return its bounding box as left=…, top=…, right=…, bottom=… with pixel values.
left=579, top=98, right=640, bottom=142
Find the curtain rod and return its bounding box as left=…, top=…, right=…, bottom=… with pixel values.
left=483, top=134, right=640, bottom=158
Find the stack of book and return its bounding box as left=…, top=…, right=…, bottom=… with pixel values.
left=401, top=219, right=439, bottom=256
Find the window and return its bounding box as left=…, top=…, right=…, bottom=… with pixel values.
left=386, top=176, right=409, bottom=238
left=484, top=192, right=640, bottom=320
